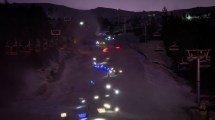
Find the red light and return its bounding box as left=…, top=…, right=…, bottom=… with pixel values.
left=115, top=46, right=120, bottom=49
left=103, top=47, right=109, bottom=52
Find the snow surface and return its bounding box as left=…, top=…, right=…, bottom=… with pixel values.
left=0, top=33, right=196, bottom=120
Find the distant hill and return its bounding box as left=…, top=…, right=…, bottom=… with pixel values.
left=2, top=3, right=215, bottom=20
left=9, top=3, right=215, bottom=19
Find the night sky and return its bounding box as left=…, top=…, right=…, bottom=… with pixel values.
left=1, top=0, right=215, bottom=11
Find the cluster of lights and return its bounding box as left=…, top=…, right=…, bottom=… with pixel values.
left=105, top=36, right=115, bottom=41
left=96, top=41, right=106, bottom=46
left=90, top=53, right=122, bottom=115
left=94, top=64, right=110, bottom=71
left=97, top=103, right=120, bottom=113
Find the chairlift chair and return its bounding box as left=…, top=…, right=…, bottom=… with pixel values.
left=169, top=41, right=179, bottom=51
left=178, top=58, right=191, bottom=71
left=34, top=40, right=41, bottom=53
left=51, top=30, right=61, bottom=36
left=21, top=40, right=32, bottom=55
left=6, top=40, right=18, bottom=56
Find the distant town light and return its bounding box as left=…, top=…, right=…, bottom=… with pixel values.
left=186, top=15, right=192, bottom=20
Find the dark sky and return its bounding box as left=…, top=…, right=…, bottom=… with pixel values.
left=2, top=0, right=215, bottom=11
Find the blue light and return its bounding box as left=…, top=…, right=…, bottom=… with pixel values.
left=90, top=80, right=95, bottom=85
left=78, top=112, right=87, bottom=118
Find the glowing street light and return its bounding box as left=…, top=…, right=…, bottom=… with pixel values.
left=80, top=21, right=84, bottom=26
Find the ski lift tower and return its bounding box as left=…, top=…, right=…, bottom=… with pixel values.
left=186, top=49, right=212, bottom=105
left=51, top=29, right=61, bottom=47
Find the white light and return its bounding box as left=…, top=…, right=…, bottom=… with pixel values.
left=115, top=107, right=119, bottom=112
left=96, top=41, right=99, bottom=45
left=76, top=105, right=85, bottom=109
left=60, top=112, right=67, bottom=118
left=106, top=84, right=111, bottom=89
left=93, top=62, right=96, bottom=65
left=119, top=70, right=123, bottom=73
left=80, top=21, right=84, bottom=26
left=81, top=99, right=86, bottom=103
left=103, top=103, right=111, bottom=109
left=80, top=118, right=87, bottom=120
left=105, top=94, right=110, bottom=97
left=92, top=118, right=107, bottom=120
left=109, top=70, right=112, bottom=73
left=93, top=57, right=97, bottom=61
left=114, top=89, right=120, bottom=95
left=111, top=67, right=114, bottom=70
left=94, top=95, right=99, bottom=100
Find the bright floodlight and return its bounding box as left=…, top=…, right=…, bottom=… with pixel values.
left=114, top=89, right=120, bottom=95
left=61, top=112, right=67, bottom=118
left=103, top=103, right=111, bottom=109
left=119, top=70, right=123, bottom=73
left=106, top=84, right=111, bottom=89
left=80, top=21, right=84, bottom=26
left=114, top=107, right=119, bottom=112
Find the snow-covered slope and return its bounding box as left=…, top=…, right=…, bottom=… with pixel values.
left=0, top=34, right=196, bottom=120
